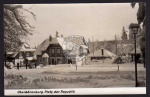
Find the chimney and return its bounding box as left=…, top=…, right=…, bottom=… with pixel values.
left=49, top=35, right=52, bottom=41
left=56, top=31, right=59, bottom=37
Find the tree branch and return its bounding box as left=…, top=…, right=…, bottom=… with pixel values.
left=4, top=5, right=35, bottom=35
left=21, top=8, right=36, bottom=21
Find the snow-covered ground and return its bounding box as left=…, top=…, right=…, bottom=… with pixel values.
left=4, top=63, right=146, bottom=89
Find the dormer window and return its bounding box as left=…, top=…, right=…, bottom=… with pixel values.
left=26, top=52, right=30, bottom=57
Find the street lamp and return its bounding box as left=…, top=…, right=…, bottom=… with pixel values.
left=129, top=23, right=139, bottom=87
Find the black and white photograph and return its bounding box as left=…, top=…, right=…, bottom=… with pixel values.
left=4, top=3, right=146, bottom=95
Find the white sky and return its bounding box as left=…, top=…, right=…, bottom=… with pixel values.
left=21, top=3, right=138, bottom=47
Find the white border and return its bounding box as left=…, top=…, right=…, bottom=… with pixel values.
left=5, top=87, right=146, bottom=95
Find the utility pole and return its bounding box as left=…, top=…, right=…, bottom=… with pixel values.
left=121, top=40, right=123, bottom=55
left=115, top=35, right=118, bottom=55
left=102, top=39, right=105, bottom=63
left=115, top=35, right=119, bottom=71
left=102, top=48, right=104, bottom=63
left=92, top=36, right=94, bottom=57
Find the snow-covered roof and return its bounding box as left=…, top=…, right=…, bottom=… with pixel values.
left=42, top=53, right=49, bottom=58
left=129, top=48, right=141, bottom=54
left=27, top=57, right=34, bottom=60
left=7, top=52, right=14, bottom=55
left=34, top=36, right=89, bottom=57
left=20, top=49, right=35, bottom=51
left=34, top=37, right=60, bottom=55
left=88, top=49, right=116, bottom=57
left=12, top=42, right=35, bottom=57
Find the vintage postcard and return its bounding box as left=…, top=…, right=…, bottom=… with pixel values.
left=4, top=3, right=146, bottom=95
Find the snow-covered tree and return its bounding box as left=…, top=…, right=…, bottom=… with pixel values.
left=121, top=26, right=128, bottom=43
left=4, top=4, right=36, bottom=52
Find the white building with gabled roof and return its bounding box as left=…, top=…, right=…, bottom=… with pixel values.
left=12, top=42, right=35, bottom=66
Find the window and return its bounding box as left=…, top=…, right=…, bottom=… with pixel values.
left=57, top=49, right=60, bottom=53
left=49, top=49, right=51, bottom=54
left=54, top=49, right=57, bottom=53
left=40, top=58, right=42, bottom=62
left=60, top=49, right=62, bottom=53
left=26, top=52, right=30, bottom=57
left=52, top=49, right=54, bottom=54
left=19, top=52, right=23, bottom=58
left=55, top=54, right=57, bottom=57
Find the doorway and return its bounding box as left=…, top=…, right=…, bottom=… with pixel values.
left=68, top=59, right=72, bottom=64
left=57, top=59, right=61, bottom=64
left=52, top=59, right=55, bottom=65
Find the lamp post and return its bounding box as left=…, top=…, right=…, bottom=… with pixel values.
left=129, top=23, right=139, bottom=87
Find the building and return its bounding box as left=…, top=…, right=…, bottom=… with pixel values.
left=129, top=47, right=141, bottom=62
left=88, top=48, right=116, bottom=59
left=34, top=36, right=71, bottom=65
left=34, top=35, right=89, bottom=65
left=87, top=48, right=116, bottom=64
left=12, top=42, right=35, bottom=66
left=6, top=52, right=14, bottom=61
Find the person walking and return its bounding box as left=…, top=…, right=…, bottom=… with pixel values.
left=35, top=61, right=37, bottom=69
left=24, top=57, right=28, bottom=69
left=17, top=62, right=19, bottom=70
